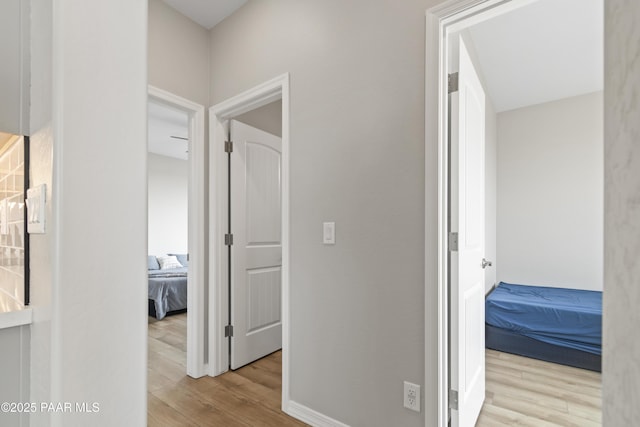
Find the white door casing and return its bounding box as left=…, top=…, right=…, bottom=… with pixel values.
left=230, top=120, right=283, bottom=370
left=148, top=85, right=206, bottom=378
left=449, top=35, right=486, bottom=427
left=208, top=73, right=290, bottom=412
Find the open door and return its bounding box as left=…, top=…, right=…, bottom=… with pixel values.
left=229, top=120, right=283, bottom=370
left=449, top=35, right=486, bottom=427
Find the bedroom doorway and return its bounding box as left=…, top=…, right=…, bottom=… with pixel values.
left=208, top=74, right=292, bottom=411
left=428, top=0, right=603, bottom=426
left=147, top=86, right=206, bottom=378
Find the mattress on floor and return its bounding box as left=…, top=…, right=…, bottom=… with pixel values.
left=485, top=282, right=602, bottom=355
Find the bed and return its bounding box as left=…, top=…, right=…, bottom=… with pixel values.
left=148, top=254, right=188, bottom=320
left=485, top=282, right=602, bottom=372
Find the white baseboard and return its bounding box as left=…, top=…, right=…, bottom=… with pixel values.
left=286, top=400, right=350, bottom=427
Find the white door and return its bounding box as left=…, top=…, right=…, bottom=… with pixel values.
left=229, top=120, right=282, bottom=370
left=449, top=36, right=486, bottom=427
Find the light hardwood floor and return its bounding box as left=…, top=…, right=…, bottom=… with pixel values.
left=149, top=314, right=601, bottom=426
left=148, top=313, right=306, bottom=427
left=477, top=349, right=602, bottom=426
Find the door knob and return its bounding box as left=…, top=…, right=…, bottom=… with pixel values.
left=482, top=258, right=492, bottom=269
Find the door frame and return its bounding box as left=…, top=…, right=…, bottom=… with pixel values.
left=148, top=85, right=207, bottom=378
left=426, top=1, right=536, bottom=425
left=208, top=73, right=291, bottom=409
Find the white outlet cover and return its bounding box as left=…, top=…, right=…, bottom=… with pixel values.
left=403, top=381, right=421, bottom=412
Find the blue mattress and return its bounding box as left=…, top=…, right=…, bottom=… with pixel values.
left=485, top=282, right=602, bottom=355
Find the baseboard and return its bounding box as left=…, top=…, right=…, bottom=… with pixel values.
left=286, top=400, right=350, bottom=427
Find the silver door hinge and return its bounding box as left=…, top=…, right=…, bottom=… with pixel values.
left=225, top=233, right=234, bottom=246
left=448, top=72, right=459, bottom=94
left=224, top=325, right=234, bottom=337
left=449, top=232, right=459, bottom=252
left=449, top=389, right=458, bottom=410
left=225, top=140, right=233, bottom=153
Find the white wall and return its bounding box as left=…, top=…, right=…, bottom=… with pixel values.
left=0, top=0, right=29, bottom=135
left=0, top=325, right=29, bottom=426
left=29, top=1, right=148, bottom=426
left=496, top=92, right=603, bottom=291
left=0, top=325, right=29, bottom=427
left=148, top=153, right=188, bottom=256
left=210, top=2, right=434, bottom=425
left=28, top=0, right=55, bottom=425
left=235, top=100, right=282, bottom=137
left=148, top=0, right=210, bottom=107
left=603, top=0, right=640, bottom=424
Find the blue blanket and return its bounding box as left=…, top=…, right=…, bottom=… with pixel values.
left=485, top=282, right=602, bottom=355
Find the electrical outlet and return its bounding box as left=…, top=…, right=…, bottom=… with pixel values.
left=403, top=381, right=421, bottom=412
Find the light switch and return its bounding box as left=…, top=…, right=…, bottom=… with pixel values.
left=26, top=184, right=46, bottom=234
left=323, top=222, right=335, bottom=245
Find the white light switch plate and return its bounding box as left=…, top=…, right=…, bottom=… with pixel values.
left=323, top=222, right=335, bottom=245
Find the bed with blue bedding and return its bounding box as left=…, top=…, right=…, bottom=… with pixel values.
left=485, top=282, right=602, bottom=371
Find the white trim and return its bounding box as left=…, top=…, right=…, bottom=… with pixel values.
left=426, top=1, right=539, bottom=426
left=286, top=401, right=350, bottom=427
left=148, top=85, right=207, bottom=378
left=208, top=73, right=291, bottom=411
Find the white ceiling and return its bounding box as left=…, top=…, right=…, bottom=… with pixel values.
left=148, top=101, right=189, bottom=160
left=162, top=0, right=247, bottom=29
left=467, top=0, right=603, bottom=112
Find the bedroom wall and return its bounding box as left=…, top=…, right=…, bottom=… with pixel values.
left=209, top=1, right=435, bottom=425
left=496, top=91, right=603, bottom=291
left=234, top=100, right=283, bottom=137
left=603, top=0, right=640, bottom=423
left=148, top=153, right=189, bottom=256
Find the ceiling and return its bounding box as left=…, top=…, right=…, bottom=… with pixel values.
left=157, top=0, right=602, bottom=117
left=467, top=0, right=603, bottom=112
left=148, top=101, right=189, bottom=160
left=162, top=0, right=247, bottom=29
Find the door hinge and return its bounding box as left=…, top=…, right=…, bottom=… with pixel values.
left=449, top=232, right=459, bottom=252
left=225, top=140, right=233, bottom=153
left=448, top=72, right=459, bottom=94
left=224, top=325, right=234, bottom=337
left=449, top=389, right=458, bottom=410
left=225, top=233, right=234, bottom=246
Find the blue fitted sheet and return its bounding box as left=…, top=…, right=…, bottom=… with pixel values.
left=485, top=282, right=602, bottom=355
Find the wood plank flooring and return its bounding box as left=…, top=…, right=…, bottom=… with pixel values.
left=149, top=314, right=602, bottom=426
left=477, top=349, right=602, bottom=426
left=147, top=313, right=306, bottom=427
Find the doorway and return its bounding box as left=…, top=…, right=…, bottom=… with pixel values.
left=208, top=73, right=292, bottom=410
left=428, top=0, right=603, bottom=426
left=147, top=86, right=206, bottom=378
